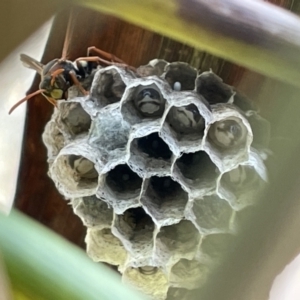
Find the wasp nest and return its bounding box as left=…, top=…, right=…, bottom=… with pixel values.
left=43, top=60, right=270, bottom=300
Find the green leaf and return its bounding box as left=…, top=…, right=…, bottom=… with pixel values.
left=82, top=0, right=300, bottom=87
left=0, top=210, right=144, bottom=300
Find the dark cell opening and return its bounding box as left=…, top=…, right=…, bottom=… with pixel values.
left=150, top=176, right=182, bottom=200
left=106, top=164, right=142, bottom=194
left=165, top=63, right=197, bottom=91
left=102, top=72, right=126, bottom=104
left=141, top=176, right=188, bottom=223
left=123, top=207, right=154, bottom=233
left=137, top=133, right=172, bottom=160
left=196, top=73, right=232, bottom=105
left=176, top=151, right=217, bottom=181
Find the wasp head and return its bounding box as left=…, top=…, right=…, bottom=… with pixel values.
left=40, top=59, right=74, bottom=100
left=39, top=75, right=67, bottom=100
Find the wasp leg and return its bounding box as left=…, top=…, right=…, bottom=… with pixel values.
left=74, top=56, right=136, bottom=72
left=75, top=56, right=124, bottom=67
left=50, top=68, right=65, bottom=86
left=68, top=71, right=89, bottom=96
left=9, top=89, right=46, bottom=114
left=87, top=46, right=126, bottom=64
left=45, top=96, right=58, bottom=107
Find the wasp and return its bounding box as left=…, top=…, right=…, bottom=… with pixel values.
left=9, top=46, right=131, bottom=114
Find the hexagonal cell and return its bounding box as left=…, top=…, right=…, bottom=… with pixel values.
left=141, top=176, right=188, bottom=226
left=86, top=228, right=127, bottom=267
left=137, top=59, right=168, bottom=77
left=204, top=106, right=253, bottom=172
left=196, top=71, right=233, bottom=105
left=112, top=207, right=155, bottom=259
left=207, top=117, right=248, bottom=151
left=122, top=266, right=169, bottom=300
left=88, top=104, right=130, bottom=163
left=129, top=132, right=173, bottom=177
left=166, top=104, right=206, bottom=137
left=162, top=104, right=208, bottom=154
left=164, top=62, right=197, bottom=91
left=57, top=101, right=91, bottom=138
left=166, top=287, right=192, bottom=300
left=121, top=83, right=166, bottom=124
left=135, top=132, right=173, bottom=160
left=89, top=67, right=127, bottom=107
left=49, top=139, right=101, bottom=197
left=197, top=233, right=235, bottom=265
left=161, top=93, right=212, bottom=154
left=173, top=151, right=219, bottom=192
left=218, top=164, right=266, bottom=210
left=97, top=164, right=143, bottom=213
left=72, top=195, right=113, bottom=228
left=169, top=259, right=208, bottom=290
left=191, top=194, right=233, bottom=233
left=155, top=220, right=200, bottom=264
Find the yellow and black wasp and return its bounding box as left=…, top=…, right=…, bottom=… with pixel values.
left=9, top=46, right=130, bottom=114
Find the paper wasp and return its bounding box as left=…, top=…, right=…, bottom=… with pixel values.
left=9, top=46, right=131, bottom=114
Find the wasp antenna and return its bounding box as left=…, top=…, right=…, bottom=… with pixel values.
left=61, top=8, right=78, bottom=60
left=45, top=96, right=58, bottom=107
left=9, top=89, right=46, bottom=114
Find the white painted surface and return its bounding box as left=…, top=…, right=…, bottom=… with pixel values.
left=0, top=19, right=53, bottom=214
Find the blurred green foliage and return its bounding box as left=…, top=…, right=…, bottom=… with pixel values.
left=0, top=210, right=143, bottom=300
left=84, top=0, right=300, bottom=87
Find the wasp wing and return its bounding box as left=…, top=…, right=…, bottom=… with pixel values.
left=20, top=54, right=44, bottom=75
